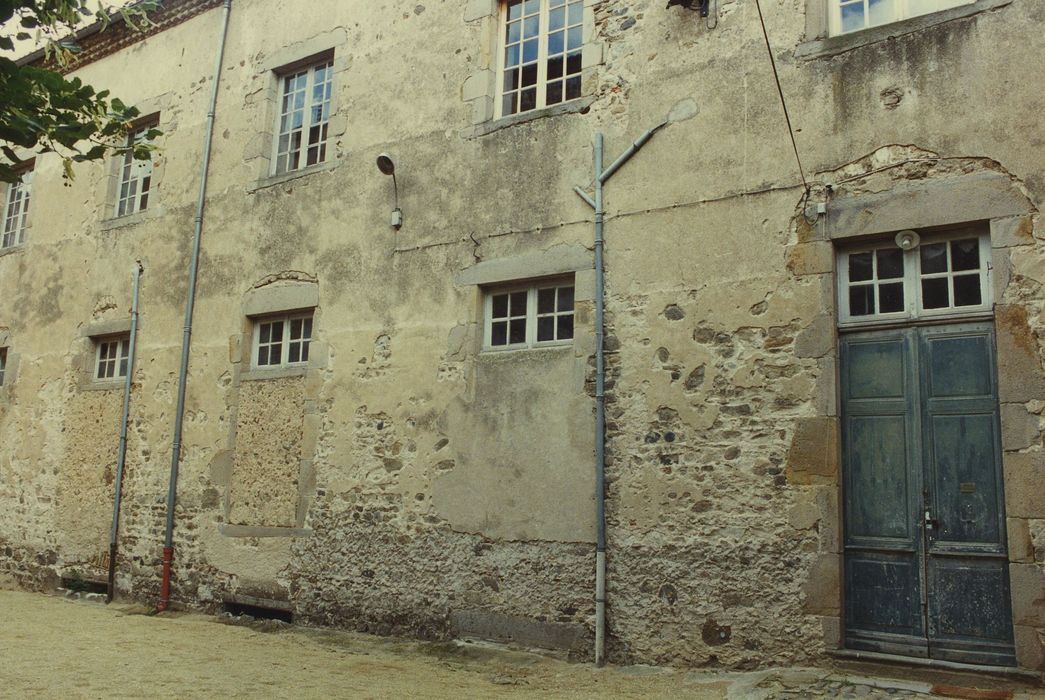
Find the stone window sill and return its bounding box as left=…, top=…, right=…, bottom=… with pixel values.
left=796, top=0, right=1012, bottom=60
left=239, top=366, right=309, bottom=382
left=0, top=243, right=26, bottom=258
left=100, top=207, right=164, bottom=232
left=81, top=378, right=127, bottom=392
left=219, top=524, right=312, bottom=538
left=248, top=160, right=340, bottom=193
left=462, top=97, right=594, bottom=139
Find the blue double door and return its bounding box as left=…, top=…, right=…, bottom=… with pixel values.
left=840, top=322, right=1015, bottom=666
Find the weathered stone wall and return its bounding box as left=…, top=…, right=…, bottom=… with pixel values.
left=0, top=0, right=1042, bottom=674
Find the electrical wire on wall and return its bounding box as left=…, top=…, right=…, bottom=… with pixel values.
left=753, top=0, right=808, bottom=192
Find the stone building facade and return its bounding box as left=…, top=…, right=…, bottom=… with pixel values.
left=0, top=0, right=1042, bottom=675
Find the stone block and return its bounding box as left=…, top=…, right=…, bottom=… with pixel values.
left=786, top=241, right=834, bottom=277
left=1001, top=404, right=1041, bottom=451
left=581, top=41, right=604, bottom=68
left=1004, top=452, right=1045, bottom=519
left=992, top=247, right=1012, bottom=301
left=820, top=615, right=841, bottom=650
left=802, top=553, right=840, bottom=615
left=795, top=314, right=836, bottom=359
left=1008, top=518, right=1035, bottom=563
left=817, top=487, right=841, bottom=554
left=788, top=492, right=820, bottom=530
left=990, top=215, right=1035, bottom=248
left=449, top=609, right=586, bottom=652
left=1014, top=624, right=1044, bottom=671
left=996, top=305, right=1045, bottom=404
left=461, top=71, right=491, bottom=102
left=1009, top=563, right=1045, bottom=626
left=463, top=0, right=495, bottom=22
left=814, top=356, right=838, bottom=418
left=786, top=417, right=839, bottom=485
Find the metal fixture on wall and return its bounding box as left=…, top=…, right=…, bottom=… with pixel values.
left=666, top=0, right=709, bottom=17
left=573, top=121, right=668, bottom=667
left=377, top=153, right=403, bottom=230
left=895, top=229, right=921, bottom=251
left=107, top=261, right=143, bottom=603
left=159, top=0, right=233, bottom=613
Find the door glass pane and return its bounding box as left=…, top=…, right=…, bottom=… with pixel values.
left=920, top=243, right=947, bottom=274
left=950, top=238, right=979, bottom=271
left=922, top=278, right=949, bottom=309
left=877, top=249, right=903, bottom=279
left=879, top=282, right=904, bottom=313
left=849, top=252, right=873, bottom=282
left=850, top=285, right=875, bottom=316
left=952, top=274, right=982, bottom=307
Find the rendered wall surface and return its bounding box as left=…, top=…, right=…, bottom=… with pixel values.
left=0, top=0, right=1042, bottom=672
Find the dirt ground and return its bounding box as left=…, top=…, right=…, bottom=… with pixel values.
left=0, top=590, right=1039, bottom=699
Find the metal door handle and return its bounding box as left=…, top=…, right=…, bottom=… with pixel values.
left=924, top=510, right=939, bottom=530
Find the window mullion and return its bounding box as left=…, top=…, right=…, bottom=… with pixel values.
left=527, top=287, right=537, bottom=346
left=536, top=1, right=549, bottom=110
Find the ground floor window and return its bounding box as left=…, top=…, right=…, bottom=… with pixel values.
left=484, top=279, right=575, bottom=350
left=253, top=313, right=313, bottom=368
left=95, top=336, right=130, bottom=380
left=837, top=229, right=990, bottom=326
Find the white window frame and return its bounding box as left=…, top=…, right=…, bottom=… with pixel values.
left=2, top=166, right=32, bottom=249
left=496, top=0, right=585, bottom=119
left=272, top=56, right=334, bottom=176
left=94, top=335, right=130, bottom=381
left=115, top=121, right=155, bottom=218
left=251, top=312, right=314, bottom=370
left=837, top=232, right=992, bottom=327
left=830, top=0, right=976, bottom=35
left=483, top=279, right=576, bottom=351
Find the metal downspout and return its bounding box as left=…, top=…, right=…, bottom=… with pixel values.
left=158, top=0, right=232, bottom=612
left=107, top=261, right=143, bottom=603
left=575, top=123, right=667, bottom=667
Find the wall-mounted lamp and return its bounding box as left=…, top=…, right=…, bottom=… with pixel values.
left=895, top=229, right=920, bottom=251
left=376, top=153, right=403, bottom=230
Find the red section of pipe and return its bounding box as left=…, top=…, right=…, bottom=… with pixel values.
left=158, top=546, right=173, bottom=612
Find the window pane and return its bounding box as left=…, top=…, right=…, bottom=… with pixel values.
left=953, top=274, right=982, bottom=307
left=922, top=277, right=949, bottom=309
left=303, top=318, right=313, bottom=339
left=848, top=252, right=873, bottom=282
left=548, top=30, right=564, bottom=55
left=119, top=358, right=128, bottom=377
left=920, top=243, right=947, bottom=274
left=258, top=346, right=269, bottom=366
left=538, top=288, right=556, bottom=314
left=502, top=93, right=518, bottom=116
left=868, top=0, right=895, bottom=26
left=557, top=286, right=574, bottom=312
left=301, top=340, right=310, bottom=363
left=849, top=285, right=875, bottom=316
left=491, top=321, right=508, bottom=346
left=270, top=322, right=283, bottom=341
left=507, top=20, right=521, bottom=43
left=879, top=282, right=904, bottom=313
left=558, top=315, right=574, bottom=340
left=523, top=0, right=539, bottom=14
left=565, top=76, right=582, bottom=100
left=550, top=7, right=565, bottom=30
left=291, top=318, right=303, bottom=339
left=509, top=318, right=527, bottom=344
left=505, top=44, right=520, bottom=67
left=568, top=1, right=582, bottom=24
left=523, top=39, right=538, bottom=64
left=510, top=291, right=527, bottom=315
left=523, top=15, right=539, bottom=39
left=289, top=344, right=300, bottom=364
left=950, top=238, right=979, bottom=271
left=492, top=293, right=509, bottom=318
left=876, top=249, right=903, bottom=279
left=567, top=26, right=582, bottom=50
left=566, top=52, right=582, bottom=76
left=260, top=324, right=271, bottom=343
left=840, top=2, right=865, bottom=32
left=507, top=0, right=522, bottom=21
left=547, top=81, right=563, bottom=106
left=547, top=56, right=564, bottom=81
left=537, top=316, right=555, bottom=341
left=521, top=63, right=538, bottom=88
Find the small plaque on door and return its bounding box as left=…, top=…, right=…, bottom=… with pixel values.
left=959, top=482, right=977, bottom=493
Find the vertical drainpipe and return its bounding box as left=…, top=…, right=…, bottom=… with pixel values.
left=107, top=261, right=144, bottom=603
left=575, top=123, right=667, bottom=666
left=158, top=0, right=233, bottom=612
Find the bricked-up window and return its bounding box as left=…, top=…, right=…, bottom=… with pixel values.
left=95, top=336, right=130, bottom=380
left=115, top=121, right=157, bottom=218
left=831, top=0, right=974, bottom=34
left=837, top=231, right=991, bottom=325
left=273, top=57, right=334, bottom=175
left=499, top=0, right=584, bottom=118
left=2, top=165, right=32, bottom=248
left=484, top=281, right=574, bottom=350
left=253, top=313, right=313, bottom=368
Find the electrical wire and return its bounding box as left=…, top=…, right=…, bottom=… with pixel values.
left=753, top=0, right=808, bottom=192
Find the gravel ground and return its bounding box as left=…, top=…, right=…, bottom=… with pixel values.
left=0, top=590, right=1038, bottom=699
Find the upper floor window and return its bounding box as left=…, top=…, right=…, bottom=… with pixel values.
left=95, top=335, right=130, bottom=381
left=831, top=0, right=975, bottom=35
left=116, top=121, right=156, bottom=218
left=253, top=312, right=313, bottom=368
left=0, top=347, right=7, bottom=386
left=498, top=0, right=584, bottom=118
left=273, top=57, right=334, bottom=175
left=837, top=231, right=991, bottom=326
left=484, top=280, right=575, bottom=350
left=2, top=165, right=32, bottom=248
